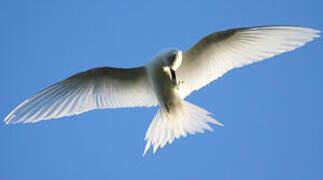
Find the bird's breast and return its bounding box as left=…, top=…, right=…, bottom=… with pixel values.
left=147, top=65, right=181, bottom=113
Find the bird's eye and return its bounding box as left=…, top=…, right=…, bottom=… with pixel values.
left=169, top=54, right=177, bottom=62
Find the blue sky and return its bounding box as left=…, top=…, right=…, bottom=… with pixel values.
left=1, top=0, right=322, bottom=179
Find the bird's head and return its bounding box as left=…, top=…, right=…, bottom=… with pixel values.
left=161, top=49, right=183, bottom=71
left=155, top=49, right=182, bottom=87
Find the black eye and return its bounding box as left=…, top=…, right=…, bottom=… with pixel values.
left=169, top=54, right=177, bottom=61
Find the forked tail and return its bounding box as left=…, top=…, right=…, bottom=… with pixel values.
left=143, top=100, right=223, bottom=155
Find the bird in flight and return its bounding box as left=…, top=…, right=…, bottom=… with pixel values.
left=4, top=26, right=320, bottom=155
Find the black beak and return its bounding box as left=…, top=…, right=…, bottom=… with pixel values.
left=170, top=69, right=177, bottom=87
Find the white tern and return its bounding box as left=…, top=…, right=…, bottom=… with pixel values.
left=4, top=25, right=320, bottom=155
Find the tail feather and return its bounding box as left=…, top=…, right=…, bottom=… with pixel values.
left=143, top=100, right=223, bottom=155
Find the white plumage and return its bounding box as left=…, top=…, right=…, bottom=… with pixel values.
left=4, top=67, right=158, bottom=124
left=177, top=26, right=320, bottom=97
left=4, top=26, right=320, bottom=155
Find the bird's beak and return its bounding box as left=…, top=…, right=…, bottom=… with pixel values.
left=170, top=68, right=177, bottom=87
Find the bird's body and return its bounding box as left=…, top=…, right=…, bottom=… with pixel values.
left=4, top=25, right=320, bottom=155
left=147, top=50, right=182, bottom=114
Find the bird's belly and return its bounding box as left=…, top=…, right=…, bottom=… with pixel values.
left=152, top=68, right=181, bottom=113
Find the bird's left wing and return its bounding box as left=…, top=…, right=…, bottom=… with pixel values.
left=177, top=26, right=320, bottom=98
left=4, top=66, right=158, bottom=124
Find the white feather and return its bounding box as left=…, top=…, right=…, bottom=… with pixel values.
left=177, top=26, right=320, bottom=98
left=4, top=25, right=320, bottom=155
left=4, top=67, right=158, bottom=124
left=143, top=100, right=223, bottom=156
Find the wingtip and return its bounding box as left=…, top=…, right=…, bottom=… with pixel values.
left=3, top=114, right=13, bottom=125
left=310, top=28, right=321, bottom=37
left=302, top=27, right=321, bottom=38
left=314, top=30, right=321, bottom=38
left=310, top=28, right=321, bottom=34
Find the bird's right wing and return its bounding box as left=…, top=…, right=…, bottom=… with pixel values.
left=177, top=26, right=320, bottom=98
left=4, top=66, right=158, bottom=124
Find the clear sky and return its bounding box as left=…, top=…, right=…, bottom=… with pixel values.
left=1, top=0, right=322, bottom=179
